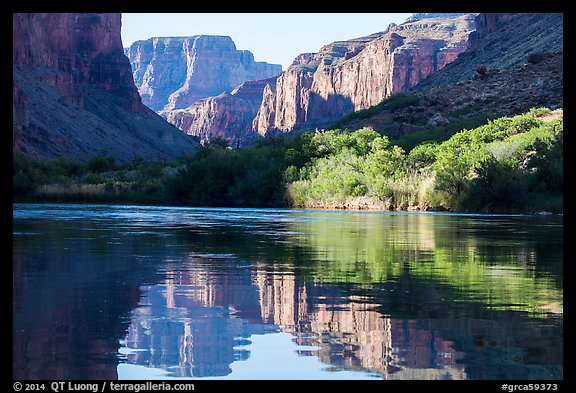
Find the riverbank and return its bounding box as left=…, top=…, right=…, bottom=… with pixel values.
left=290, top=195, right=563, bottom=215
left=14, top=109, right=563, bottom=216
left=13, top=198, right=563, bottom=217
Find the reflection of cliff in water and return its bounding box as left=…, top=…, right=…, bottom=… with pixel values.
left=123, top=258, right=468, bottom=379
left=124, top=249, right=562, bottom=379
left=14, top=205, right=562, bottom=380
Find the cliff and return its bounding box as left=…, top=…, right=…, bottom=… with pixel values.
left=333, top=13, right=563, bottom=138
left=253, top=14, right=476, bottom=135
left=127, top=35, right=282, bottom=112
left=12, top=13, right=198, bottom=162
left=158, top=13, right=476, bottom=146
left=160, top=77, right=276, bottom=147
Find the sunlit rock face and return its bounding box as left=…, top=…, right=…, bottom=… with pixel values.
left=12, top=13, right=198, bottom=162
left=253, top=14, right=476, bottom=135
left=414, top=13, right=563, bottom=89
left=126, top=14, right=474, bottom=147
left=160, top=77, right=277, bottom=147
left=126, top=35, right=282, bottom=112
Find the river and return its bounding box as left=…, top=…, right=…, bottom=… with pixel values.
left=12, top=204, right=563, bottom=380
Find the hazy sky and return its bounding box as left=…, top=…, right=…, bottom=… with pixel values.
left=121, top=13, right=413, bottom=70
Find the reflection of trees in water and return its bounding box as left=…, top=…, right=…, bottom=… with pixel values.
left=285, top=213, right=563, bottom=316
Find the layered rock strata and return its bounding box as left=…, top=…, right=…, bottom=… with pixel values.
left=253, top=14, right=477, bottom=135
left=157, top=13, right=476, bottom=146
left=160, top=77, right=277, bottom=147
left=414, top=13, right=563, bottom=89
left=12, top=13, right=198, bottom=162
left=333, top=12, right=563, bottom=138
left=333, top=53, right=563, bottom=139
left=126, top=35, right=282, bottom=112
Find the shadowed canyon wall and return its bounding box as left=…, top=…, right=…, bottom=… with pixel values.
left=12, top=13, right=198, bottom=162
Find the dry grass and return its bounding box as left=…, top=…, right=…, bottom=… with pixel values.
left=36, top=183, right=109, bottom=201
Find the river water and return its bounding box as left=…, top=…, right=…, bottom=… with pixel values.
left=12, top=204, right=563, bottom=380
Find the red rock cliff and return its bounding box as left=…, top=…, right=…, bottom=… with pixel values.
left=13, top=13, right=198, bottom=162
left=161, top=77, right=276, bottom=147
left=253, top=14, right=476, bottom=134
left=13, top=13, right=142, bottom=111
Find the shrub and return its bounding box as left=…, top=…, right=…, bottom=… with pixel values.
left=82, top=172, right=106, bottom=184
left=87, top=153, right=117, bottom=173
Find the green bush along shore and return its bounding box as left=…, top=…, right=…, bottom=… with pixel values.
left=13, top=108, right=563, bottom=214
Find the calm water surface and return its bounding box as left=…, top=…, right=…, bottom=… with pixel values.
left=13, top=204, right=563, bottom=380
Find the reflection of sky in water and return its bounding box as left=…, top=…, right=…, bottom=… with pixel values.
left=119, top=332, right=380, bottom=380
left=117, top=268, right=470, bottom=380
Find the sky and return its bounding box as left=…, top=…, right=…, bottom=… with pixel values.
left=121, top=13, right=413, bottom=70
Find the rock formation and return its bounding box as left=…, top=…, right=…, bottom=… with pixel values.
left=126, top=35, right=282, bottom=112
left=333, top=13, right=563, bottom=139
left=156, top=13, right=476, bottom=146
left=161, top=77, right=276, bottom=147
left=12, top=13, right=198, bottom=162
left=405, top=13, right=471, bottom=23
left=414, top=13, right=563, bottom=89
left=127, top=13, right=561, bottom=149
left=253, top=13, right=476, bottom=135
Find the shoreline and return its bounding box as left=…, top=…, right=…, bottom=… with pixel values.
left=287, top=195, right=563, bottom=216
left=12, top=199, right=563, bottom=217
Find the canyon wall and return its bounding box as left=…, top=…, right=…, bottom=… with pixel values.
left=335, top=13, right=563, bottom=139
left=13, top=13, right=198, bottom=162
left=158, top=14, right=476, bottom=145
left=253, top=14, right=476, bottom=135
left=415, top=13, right=563, bottom=89
left=161, top=77, right=277, bottom=147
left=126, top=35, right=282, bottom=112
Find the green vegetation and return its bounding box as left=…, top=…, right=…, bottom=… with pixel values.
left=13, top=138, right=290, bottom=207
left=393, top=113, right=491, bottom=152
left=331, top=92, right=420, bottom=129
left=286, top=108, right=562, bottom=213
left=13, top=108, right=562, bottom=213
left=163, top=137, right=287, bottom=207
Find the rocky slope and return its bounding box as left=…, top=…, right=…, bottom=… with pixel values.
left=161, top=77, right=276, bottom=147
left=253, top=13, right=477, bottom=135
left=333, top=13, right=563, bottom=139
left=13, top=13, right=198, bottom=162
left=127, top=35, right=282, bottom=112
left=414, top=13, right=563, bottom=90
left=333, top=53, right=563, bottom=139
